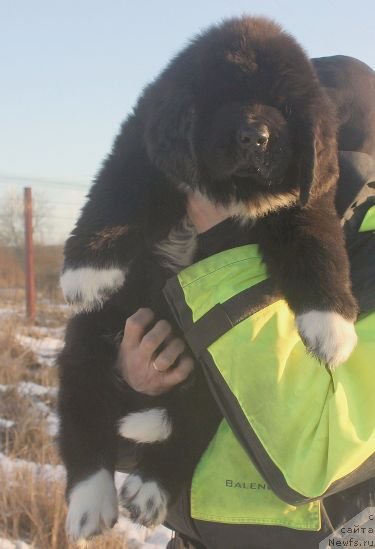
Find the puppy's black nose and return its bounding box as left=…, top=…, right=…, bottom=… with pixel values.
left=237, top=124, right=269, bottom=150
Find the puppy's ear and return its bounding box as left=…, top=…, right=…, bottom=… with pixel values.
left=296, top=101, right=339, bottom=206
left=142, top=84, right=197, bottom=186
left=271, top=52, right=339, bottom=206
left=61, top=114, right=182, bottom=311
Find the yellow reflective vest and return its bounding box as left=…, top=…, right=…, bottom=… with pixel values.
left=164, top=205, right=375, bottom=531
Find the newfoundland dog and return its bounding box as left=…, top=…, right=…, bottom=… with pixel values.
left=58, top=16, right=358, bottom=541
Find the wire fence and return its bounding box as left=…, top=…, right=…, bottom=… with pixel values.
left=0, top=179, right=89, bottom=318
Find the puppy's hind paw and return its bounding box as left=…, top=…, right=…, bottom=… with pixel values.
left=296, top=310, right=358, bottom=369
left=119, top=474, right=169, bottom=528
left=66, top=469, right=118, bottom=542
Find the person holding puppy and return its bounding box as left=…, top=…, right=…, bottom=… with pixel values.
left=113, top=51, right=375, bottom=549
left=118, top=189, right=375, bottom=549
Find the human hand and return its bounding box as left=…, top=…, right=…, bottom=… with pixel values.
left=117, top=308, right=194, bottom=396
left=186, top=191, right=231, bottom=233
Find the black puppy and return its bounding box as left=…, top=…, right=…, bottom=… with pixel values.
left=58, top=17, right=358, bottom=541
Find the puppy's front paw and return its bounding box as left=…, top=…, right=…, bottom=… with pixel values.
left=60, top=266, right=126, bottom=311
left=66, top=469, right=118, bottom=542
left=119, top=474, right=169, bottom=527
left=296, top=310, right=357, bottom=369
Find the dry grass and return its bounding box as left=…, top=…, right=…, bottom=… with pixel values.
left=0, top=387, right=59, bottom=464
left=36, top=301, right=69, bottom=327
left=0, top=312, right=133, bottom=548
left=0, top=318, right=35, bottom=385
left=0, top=468, right=128, bottom=549
left=0, top=317, right=58, bottom=387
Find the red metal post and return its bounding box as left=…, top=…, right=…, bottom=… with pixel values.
left=24, top=187, right=36, bottom=322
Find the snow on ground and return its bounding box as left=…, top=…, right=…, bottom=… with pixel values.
left=16, top=334, right=64, bottom=367
left=0, top=452, right=66, bottom=483
left=114, top=516, right=172, bottom=549
left=0, top=301, right=24, bottom=320
left=34, top=400, right=59, bottom=437
left=0, top=455, right=171, bottom=548
left=0, top=317, right=171, bottom=548
left=17, top=380, right=58, bottom=399
left=0, top=382, right=59, bottom=436
left=114, top=472, right=172, bottom=547
left=0, top=418, right=15, bottom=429
left=27, top=326, right=65, bottom=338
left=0, top=307, right=20, bottom=318
left=0, top=538, right=32, bottom=549
left=0, top=453, right=171, bottom=547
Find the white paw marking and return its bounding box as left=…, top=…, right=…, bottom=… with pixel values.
left=60, top=267, right=126, bottom=311
left=119, top=474, right=169, bottom=527
left=66, top=469, right=118, bottom=542
left=118, top=408, right=172, bottom=443
left=296, top=310, right=358, bottom=369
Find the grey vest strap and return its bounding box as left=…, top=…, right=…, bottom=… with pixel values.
left=183, top=279, right=280, bottom=357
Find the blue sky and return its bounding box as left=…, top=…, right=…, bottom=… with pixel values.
left=1, top=0, right=374, bottom=242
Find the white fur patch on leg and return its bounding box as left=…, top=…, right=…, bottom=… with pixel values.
left=119, top=473, right=169, bottom=527
left=60, top=267, right=126, bottom=311
left=296, top=310, right=358, bottom=369
left=118, top=408, right=172, bottom=443
left=66, top=469, right=118, bottom=542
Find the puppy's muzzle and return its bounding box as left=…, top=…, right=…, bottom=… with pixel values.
left=237, top=123, right=269, bottom=152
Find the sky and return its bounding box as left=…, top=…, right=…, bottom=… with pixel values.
left=1, top=0, right=374, bottom=243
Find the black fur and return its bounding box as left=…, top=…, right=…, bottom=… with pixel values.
left=58, top=16, right=362, bottom=537
left=63, top=18, right=344, bottom=279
